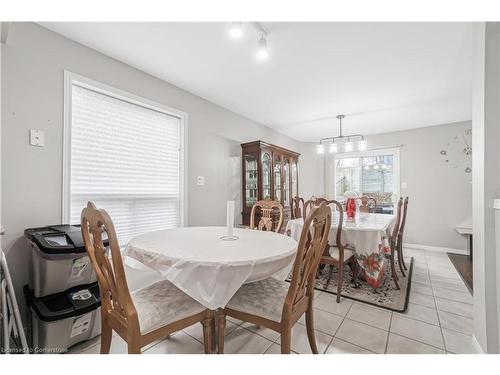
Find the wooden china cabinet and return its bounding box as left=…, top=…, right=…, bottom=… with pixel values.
left=241, top=141, right=300, bottom=229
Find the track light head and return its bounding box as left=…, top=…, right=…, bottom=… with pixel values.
left=229, top=22, right=243, bottom=38
left=256, top=35, right=269, bottom=59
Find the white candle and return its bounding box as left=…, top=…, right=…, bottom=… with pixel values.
left=226, top=200, right=235, bottom=237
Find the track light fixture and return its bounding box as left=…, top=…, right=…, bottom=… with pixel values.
left=228, top=22, right=243, bottom=38
left=256, top=35, right=269, bottom=60
left=227, top=22, right=270, bottom=61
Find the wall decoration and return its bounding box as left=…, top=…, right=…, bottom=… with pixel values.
left=439, top=128, right=472, bottom=174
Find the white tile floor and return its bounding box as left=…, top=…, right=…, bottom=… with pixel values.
left=69, top=248, right=479, bottom=354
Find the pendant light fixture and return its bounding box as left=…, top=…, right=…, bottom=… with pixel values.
left=344, top=140, right=354, bottom=152
left=316, top=115, right=367, bottom=154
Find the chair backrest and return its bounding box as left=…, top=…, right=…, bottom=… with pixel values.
left=250, top=198, right=284, bottom=233
left=303, top=199, right=314, bottom=218
left=357, top=196, right=377, bottom=213
left=305, top=197, right=343, bottom=234
left=291, top=196, right=306, bottom=219
left=391, top=197, right=404, bottom=245
left=303, top=197, right=336, bottom=218
left=283, top=202, right=331, bottom=318
left=81, top=202, right=139, bottom=332
left=398, top=197, right=409, bottom=241
left=326, top=199, right=344, bottom=249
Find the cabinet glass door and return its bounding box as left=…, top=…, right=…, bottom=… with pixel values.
left=292, top=160, right=298, bottom=199
left=262, top=152, right=271, bottom=199
left=274, top=156, right=282, bottom=203
left=284, top=158, right=290, bottom=207
left=245, top=154, right=258, bottom=207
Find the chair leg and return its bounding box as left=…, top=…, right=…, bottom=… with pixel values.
left=390, top=247, right=400, bottom=290
left=201, top=311, right=214, bottom=354
left=281, top=327, right=292, bottom=354
left=324, top=265, right=334, bottom=289
left=316, top=263, right=325, bottom=279
left=127, top=339, right=141, bottom=354
left=350, top=258, right=360, bottom=288
left=336, top=264, right=344, bottom=303
left=397, top=244, right=406, bottom=277
left=217, top=309, right=226, bottom=354
left=399, top=242, right=408, bottom=271
left=100, top=319, right=112, bottom=354
left=305, top=307, right=318, bottom=354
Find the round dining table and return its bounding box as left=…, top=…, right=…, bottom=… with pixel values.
left=123, top=226, right=298, bottom=310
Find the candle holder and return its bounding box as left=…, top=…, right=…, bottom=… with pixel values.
left=220, top=235, right=239, bottom=241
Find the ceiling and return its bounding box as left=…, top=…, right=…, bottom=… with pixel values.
left=40, top=22, right=473, bottom=141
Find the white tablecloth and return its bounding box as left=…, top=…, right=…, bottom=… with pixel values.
left=123, top=227, right=298, bottom=309
left=286, top=213, right=394, bottom=256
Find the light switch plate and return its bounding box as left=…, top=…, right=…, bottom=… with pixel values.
left=29, top=129, right=45, bottom=147
left=401, top=182, right=407, bottom=189
left=196, top=176, right=205, bottom=186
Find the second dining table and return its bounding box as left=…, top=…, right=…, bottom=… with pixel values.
left=123, top=226, right=298, bottom=310
left=286, top=212, right=395, bottom=288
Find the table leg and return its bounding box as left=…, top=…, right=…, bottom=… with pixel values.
left=351, top=258, right=361, bottom=289
left=210, top=309, right=221, bottom=353
left=212, top=310, right=217, bottom=353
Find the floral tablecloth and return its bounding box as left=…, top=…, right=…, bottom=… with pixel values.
left=285, top=213, right=395, bottom=288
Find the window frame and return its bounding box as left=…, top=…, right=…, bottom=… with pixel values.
left=326, top=147, right=401, bottom=201
left=62, top=71, right=188, bottom=227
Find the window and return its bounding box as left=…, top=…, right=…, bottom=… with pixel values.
left=63, top=73, right=186, bottom=245
left=331, top=148, right=400, bottom=212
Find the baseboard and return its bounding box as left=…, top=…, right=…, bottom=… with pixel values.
left=403, top=243, right=468, bottom=256
left=472, top=335, right=485, bottom=354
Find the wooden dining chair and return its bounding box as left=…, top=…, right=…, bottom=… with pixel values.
left=81, top=201, right=214, bottom=354
left=389, top=197, right=404, bottom=289
left=396, top=197, right=409, bottom=276
left=291, top=196, right=306, bottom=219
left=317, top=200, right=356, bottom=303
left=250, top=198, right=285, bottom=233
left=303, top=197, right=329, bottom=218
left=357, top=196, right=377, bottom=213
left=217, top=202, right=332, bottom=354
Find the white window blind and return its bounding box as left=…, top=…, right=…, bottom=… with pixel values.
left=69, top=84, right=182, bottom=245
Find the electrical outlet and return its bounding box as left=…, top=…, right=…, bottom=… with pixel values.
left=401, top=182, right=407, bottom=189
left=29, top=129, right=45, bottom=147
left=196, top=176, right=205, bottom=186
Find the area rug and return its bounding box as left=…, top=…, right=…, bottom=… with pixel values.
left=287, top=257, right=414, bottom=313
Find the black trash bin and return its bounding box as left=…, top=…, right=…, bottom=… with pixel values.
left=25, top=283, right=101, bottom=353
left=25, top=225, right=108, bottom=297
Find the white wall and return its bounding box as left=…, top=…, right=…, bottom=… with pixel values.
left=1, top=22, right=301, bottom=318
left=1, top=23, right=3, bottom=236
left=301, top=121, right=473, bottom=251
left=472, top=22, right=500, bottom=354
left=297, top=142, right=325, bottom=200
